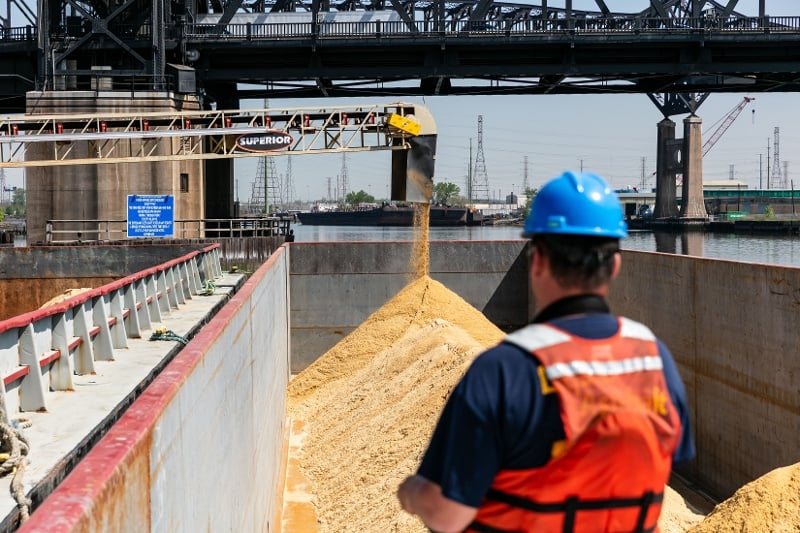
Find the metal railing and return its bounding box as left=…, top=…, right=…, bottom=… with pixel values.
left=182, top=15, right=800, bottom=41
left=4, top=15, right=799, bottom=44
left=0, top=244, right=223, bottom=416
left=45, top=217, right=293, bottom=243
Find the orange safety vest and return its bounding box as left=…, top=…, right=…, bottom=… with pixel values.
left=468, top=318, right=681, bottom=533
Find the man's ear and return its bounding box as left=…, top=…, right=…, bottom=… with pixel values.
left=610, top=252, right=622, bottom=281
left=530, top=245, right=547, bottom=278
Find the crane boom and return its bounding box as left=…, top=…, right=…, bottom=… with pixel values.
left=702, top=97, right=755, bottom=156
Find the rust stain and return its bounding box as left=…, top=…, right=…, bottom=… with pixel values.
left=74, top=430, right=153, bottom=533
left=278, top=419, right=320, bottom=533
left=0, top=277, right=116, bottom=320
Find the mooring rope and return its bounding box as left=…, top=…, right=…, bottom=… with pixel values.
left=149, top=328, right=189, bottom=345
left=0, top=390, right=31, bottom=523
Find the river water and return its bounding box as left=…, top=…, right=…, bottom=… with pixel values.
left=293, top=224, right=800, bottom=268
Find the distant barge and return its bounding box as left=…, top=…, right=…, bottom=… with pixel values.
left=297, top=204, right=469, bottom=227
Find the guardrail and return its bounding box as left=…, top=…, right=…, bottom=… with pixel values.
left=0, top=243, right=222, bottom=418
left=182, top=15, right=800, bottom=40
left=4, top=14, right=799, bottom=44
left=45, top=217, right=293, bottom=243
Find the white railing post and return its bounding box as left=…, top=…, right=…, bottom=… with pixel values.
left=18, top=324, right=47, bottom=412
left=166, top=265, right=184, bottom=306
left=134, top=279, right=152, bottom=331
left=108, top=290, right=129, bottom=348
left=72, top=304, right=97, bottom=373
left=123, top=284, right=142, bottom=338
left=91, top=296, right=116, bottom=361
left=50, top=314, right=76, bottom=390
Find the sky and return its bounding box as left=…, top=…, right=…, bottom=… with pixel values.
left=3, top=1, right=799, bottom=204
left=231, top=1, right=800, bottom=204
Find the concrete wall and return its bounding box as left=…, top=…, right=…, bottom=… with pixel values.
left=611, top=250, right=800, bottom=501
left=19, top=247, right=291, bottom=533
left=288, top=240, right=530, bottom=373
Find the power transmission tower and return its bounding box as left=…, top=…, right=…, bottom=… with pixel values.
left=472, top=115, right=490, bottom=202
left=522, top=156, right=529, bottom=191
left=641, top=157, right=646, bottom=190
left=284, top=156, right=296, bottom=205
left=339, top=153, right=349, bottom=202
left=772, top=127, right=782, bottom=188
left=327, top=177, right=333, bottom=201
left=249, top=155, right=280, bottom=214
left=0, top=168, right=6, bottom=205
left=784, top=161, right=789, bottom=187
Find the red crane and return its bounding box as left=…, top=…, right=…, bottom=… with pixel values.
left=702, top=97, right=755, bottom=156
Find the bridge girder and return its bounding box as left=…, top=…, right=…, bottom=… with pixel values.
left=0, top=0, right=795, bottom=113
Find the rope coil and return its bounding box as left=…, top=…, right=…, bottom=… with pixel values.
left=149, top=328, right=189, bottom=345
left=0, top=392, right=31, bottom=523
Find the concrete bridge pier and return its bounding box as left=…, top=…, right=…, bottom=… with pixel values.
left=25, top=91, right=207, bottom=244
left=655, top=118, right=680, bottom=219
left=681, top=115, right=708, bottom=221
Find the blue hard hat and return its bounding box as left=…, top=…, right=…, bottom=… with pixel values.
left=523, top=171, right=628, bottom=239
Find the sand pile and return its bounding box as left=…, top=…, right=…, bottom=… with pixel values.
left=287, top=276, right=505, bottom=531
left=38, top=288, right=93, bottom=309
left=687, top=463, right=800, bottom=532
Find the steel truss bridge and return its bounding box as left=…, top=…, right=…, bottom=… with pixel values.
left=1, top=1, right=800, bottom=113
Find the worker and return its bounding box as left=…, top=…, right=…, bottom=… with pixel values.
left=397, top=171, right=695, bottom=533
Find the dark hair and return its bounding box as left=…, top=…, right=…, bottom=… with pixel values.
left=531, top=234, right=620, bottom=290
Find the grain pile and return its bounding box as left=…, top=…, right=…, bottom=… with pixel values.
left=687, top=463, right=800, bottom=533
left=38, top=288, right=93, bottom=309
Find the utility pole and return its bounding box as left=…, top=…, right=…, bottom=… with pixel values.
left=759, top=154, right=762, bottom=189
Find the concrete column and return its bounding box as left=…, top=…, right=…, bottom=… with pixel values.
left=681, top=115, right=708, bottom=220
left=25, top=91, right=204, bottom=243
left=654, top=118, right=679, bottom=219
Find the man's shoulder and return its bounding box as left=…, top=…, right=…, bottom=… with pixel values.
left=466, top=342, right=541, bottom=378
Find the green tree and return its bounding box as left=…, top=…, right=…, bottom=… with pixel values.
left=522, top=187, right=538, bottom=218
left=433, top=182, right=460, bottom=205
left=345, top=190, right=375, bottom=206
left=10, top=188, right=25, bottom=216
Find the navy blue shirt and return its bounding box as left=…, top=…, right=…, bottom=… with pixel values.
left=417, top=297, right=696, bottom=509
